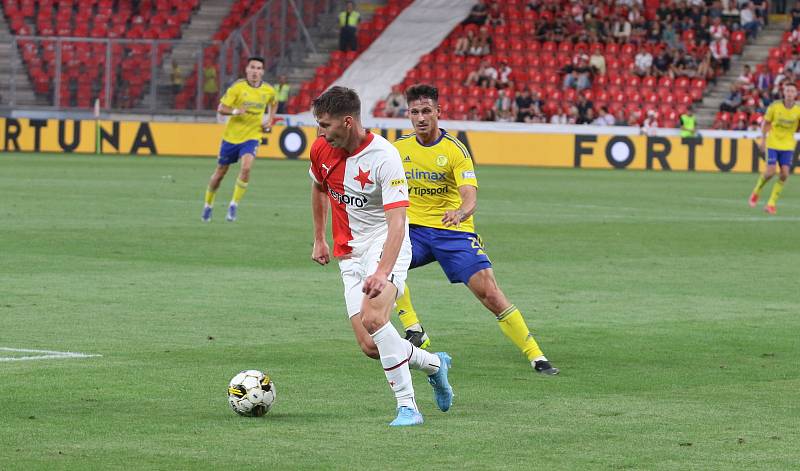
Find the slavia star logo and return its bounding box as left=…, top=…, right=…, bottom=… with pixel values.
left=354, top=167, right=374, bottom=189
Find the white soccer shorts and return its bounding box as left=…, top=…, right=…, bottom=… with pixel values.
left=338, top=238, right=411, bottom=318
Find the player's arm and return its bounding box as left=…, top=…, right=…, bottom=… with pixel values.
left=363, top=206, right=406, bottom=298
left=218, top=85, right=245, bottom=116
left=442, top=185, right=477, bottom=227
left=218, top=103, right=246, bottom=116
left=262, top=101, right=277, bottom=132
left=311, top=181, right=330, bottom=265
left=759, top=119, right=772, bottom=152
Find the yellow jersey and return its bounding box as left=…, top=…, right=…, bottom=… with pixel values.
left=219, top=79, right=276, bottom=144
left=394, top=130, right=478, bottom=233
left=764, top=101, right=800, bottom=151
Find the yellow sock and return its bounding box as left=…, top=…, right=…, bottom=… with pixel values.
left=752, top=175, right=767, bottom=196
left=204, top=187, right=216, bottom=206
left=232, top=178, right=248, bottom=204
left=497, top=305, right=544, bottom=361
left=767, top=180, right=785, bottom=206
left=396, top=284, right=421, bottom=330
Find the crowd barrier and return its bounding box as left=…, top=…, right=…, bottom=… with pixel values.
left=2, top=117, right=793, bottom=173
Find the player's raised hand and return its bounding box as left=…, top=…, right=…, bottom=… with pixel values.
left=362, top=272, right=388, bottom=298
left=311, top=239, right=330, bottom=265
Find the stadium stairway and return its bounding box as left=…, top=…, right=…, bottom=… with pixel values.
left=333, top=0, right=473, bottom=117
left=696, top=20, right=786, bottom=128
left=277, top=2, right=387, bottom=103
left=157, top=0, right=231, bottom=107
left=0, top=10, right=36, bottom=107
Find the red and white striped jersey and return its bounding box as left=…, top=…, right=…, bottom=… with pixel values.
left=309, top=132, right=410, bottom=257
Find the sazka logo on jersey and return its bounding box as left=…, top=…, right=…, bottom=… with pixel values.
left=354, top=167, right=374, bottom=189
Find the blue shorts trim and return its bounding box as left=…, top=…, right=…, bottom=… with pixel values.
left=218, top=139, right=259, bottom=165
left=409, top=225, right=492, bottom=284
left=766, top=148, right=793, bottom=167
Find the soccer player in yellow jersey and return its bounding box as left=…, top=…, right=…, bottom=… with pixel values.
left=201, top=56, right=276, bottom=222
left=393, top=84, right=558, bottom=375
left=749, top=82, right=800, bottom=215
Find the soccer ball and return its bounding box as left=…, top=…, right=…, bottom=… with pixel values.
left=227, top=369, right=276, bottom=417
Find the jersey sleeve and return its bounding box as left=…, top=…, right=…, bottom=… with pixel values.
left=376, top=146, right=409, bottom=210
left=764, top=103, right=775, bottom=123
left=308, top=137, right=325, bottom=184
left=450, top=140, right=478, bottom=189
left=219, top=82, right=239, bottom=108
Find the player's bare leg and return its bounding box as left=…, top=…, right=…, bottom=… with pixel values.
left=467, top=268, right=559, bottom=375
left=227, top=154, right=254, bottom=222
left=203, top=164, right=229, bottom=221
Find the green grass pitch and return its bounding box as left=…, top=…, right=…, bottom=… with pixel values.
left=1, top=153, right=798, bottom=470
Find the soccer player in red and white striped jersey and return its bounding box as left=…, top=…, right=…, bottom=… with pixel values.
left=308, top=87, right=453, bottom=426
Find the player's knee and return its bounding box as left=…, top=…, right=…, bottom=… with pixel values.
left=358, top=340, right=379, bottom=359
left=360, top=316, right=382, bottom=335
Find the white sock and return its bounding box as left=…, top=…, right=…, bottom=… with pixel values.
left=371, top=322, right=416, bottom=409
left=532, top=355, right=548, bottom=363
left=408, top=344, right=441, bottom=376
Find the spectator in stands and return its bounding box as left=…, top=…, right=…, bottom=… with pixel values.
left=646, top=22, right=663, bottom=44
left=679, top=106, right=698, bottom=137
left=791, top=1, right=800, bottom=30
left=514, top=87, right=536, bottom=122
left=453, top=29, right=477, bottom=56
left=170, top=60, right=184, bottom=95
left=750, top=0, right=767, bottom=24
left=467, top=105, right=481, bottom=121
left=788, top=24, right=800, bottom=47
left=710, top=35, right=731, bottom=72
left=589, top=49, right=606, bottom=75
left=696, top=50, right=716, bottom=82
left=575, top=94, right=594, bottom=123
left=203, top=61, right=218, bottom=109
left=481, top=106, right=496, bottom=121
left=634, top=49, right=653, bottom=76
left=274, top=75, right=290, bottom=114
left=465, top=59, right=497, bottom=88
left=584, top=13, right=608, bottom=39
left=566, top=105, right=580, bottom=124
left=740, top=2, right=760, bottom=38
left=732, top=116, right=748, bottom=130
left=469, top=26, right=492, bottom=56
left=653, top=49, right=674, bottom=77
left=709, top=16, right=729, bottom=40
left=496, top=60, right=513, bottom=89
left=738, top=64, right=755, bottom=90
left=641, top=110, right=658, bottom=135
left=662, top=22, right=680, bottom=50
left=494, top=89, right=514, bottom=122
left=383, top=85, right=406, bottom=118
left=486, top=2, right=505, bottom=26
left=611, top=15, right=632, bottom=42
left=708, top=0, right=724, bottom=19
left=563, top=54, right=593, bottom=91
left=593, top=106, right=615, bottom=126
left=720, top=83, right=743, bottom=111
left=578, top=107, right=596, bottom=125
left=755, top=66, right=773, bottom=91
left=463, top=0, right=489, bottom=26
left=614, top=110, right=629, bottom=126
left=338, top=1, right=360, bottom=52
left=785, top=52, right=800, bottom=76
left=550, top=106, right=569, bottom=124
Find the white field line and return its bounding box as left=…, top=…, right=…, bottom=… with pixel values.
left=0, top=347, right=102, bottom=362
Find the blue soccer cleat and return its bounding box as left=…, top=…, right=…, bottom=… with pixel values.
left=428, top=352, right=453, bottom=412
left=226, top=203, right=237, bottom=222
left=201, top=206, right=212, bottom=222
left=389, top=406, right=424, bottom=427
